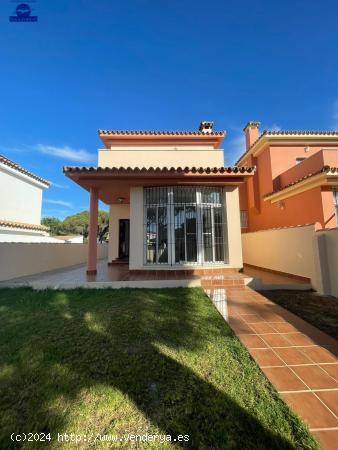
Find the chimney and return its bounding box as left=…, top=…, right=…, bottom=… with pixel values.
left=199, top=121, right=214, bottom=134
left=243, top=121, right=260, bottom=151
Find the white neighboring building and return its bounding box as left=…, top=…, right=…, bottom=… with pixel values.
left=53, top=235, right=84, bottom=243
left=0, top=154, right=62, bottom=243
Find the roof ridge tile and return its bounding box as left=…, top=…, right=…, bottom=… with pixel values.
left=0, top=220, right=49, bottom=231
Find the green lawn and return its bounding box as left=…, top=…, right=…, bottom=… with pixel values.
left=0, top=288, right=318, bottom=449
left=261, top=290, right=338, bottom=340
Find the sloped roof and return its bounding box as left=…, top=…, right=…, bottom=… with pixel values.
left=236, top=130, right=338, bottom=165
left=64, top=166, right=255, bottom=174
left=0, top=220, right=49, bottom=231
left=0, top=155, right=50, bottom=186
left=264, top=165, right=338, bottom=199
left=98, top=130, right=224, bottom=136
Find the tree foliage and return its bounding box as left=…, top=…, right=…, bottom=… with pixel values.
left=41, top=210, right=109, bottom=241
left=40, top=217, right=63, bottom=235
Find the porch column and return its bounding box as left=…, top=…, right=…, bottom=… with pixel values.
left=87, top=187, right=99, bottom=274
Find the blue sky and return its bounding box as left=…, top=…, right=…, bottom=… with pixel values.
left=1, top=0, right=338, bottom=219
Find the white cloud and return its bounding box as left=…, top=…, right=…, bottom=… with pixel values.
left=266, top=123, right=282, bottom=132
left=50, top=181, right=69, bottom=189
left=36, top=144, right=95, bottom=163
left=42, top=210, right=68, bottom=216
left=224, top=134, right=246, bottom=165
left=44, top=199, right=73, bottom=208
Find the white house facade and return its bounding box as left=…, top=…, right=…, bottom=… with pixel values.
left=0, top=155, right=60, bottom=242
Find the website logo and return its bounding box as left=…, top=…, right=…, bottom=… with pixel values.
left=9, top=3, right=38, bottom=22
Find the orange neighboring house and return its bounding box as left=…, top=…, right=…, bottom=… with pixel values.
left=237, top=122, right=338, bottom=232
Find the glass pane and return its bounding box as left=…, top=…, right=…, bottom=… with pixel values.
left=157, top=206, right=168, bottom=263
left=173, top=186, right=196, bottom=204
left=201, top=187, right=222, bottom=204
left=144, top=186, right=226, bottom=265
left=144, top=187, right=168, bottom=205
left=146, top=207, right=156, bottom=263
left=174, top=206, right=185, bottom=263
left=214, top=207, right=224, bottom=262
left=185, top=206, right=197, bottom=262
left=333, top=188, right=338, bottom=205
left=202, top=207, right=213, bottom=262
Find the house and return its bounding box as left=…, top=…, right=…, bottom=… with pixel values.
left=0, top=154, right=60, bottom=242
left=237, top=122, right=338, bottom=232
left=64, top=122, right=255, bottom=274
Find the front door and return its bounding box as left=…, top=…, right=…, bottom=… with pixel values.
left=118, top=219, right=130, bottom=259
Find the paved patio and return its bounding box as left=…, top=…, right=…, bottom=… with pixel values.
left=0, top=260, right=205, bottom=289
left=206, top=284, right=338, bottom=450
left=242, top=264, right=311, bottom=289
left=0, top=260, right=250, bottom=289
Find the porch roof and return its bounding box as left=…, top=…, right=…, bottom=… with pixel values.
left=64, top=165, right=255, bottom=205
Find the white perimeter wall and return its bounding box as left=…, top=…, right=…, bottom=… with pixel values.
left=0, top=165, right=45, bottom=224
left=242, top=225, right=338, bottom=296
left=0, top=243, right=108, bottom=281
left=315, top=229, right=338, bottom=297
left=242, top=225, right=317, bottom=280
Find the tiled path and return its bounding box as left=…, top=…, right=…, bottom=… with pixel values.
left=204, top=282, right=338, bottom=450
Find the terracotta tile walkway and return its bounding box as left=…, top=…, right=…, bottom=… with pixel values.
left=204, top=281, right=338, bottom=450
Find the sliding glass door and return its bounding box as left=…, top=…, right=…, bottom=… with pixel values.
left=144, top=186, right=227, bottom=265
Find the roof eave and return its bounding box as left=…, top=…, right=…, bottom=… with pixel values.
left=264, top=172, right=338, bottom=203
left=236, top=133, right=338, bottom=165
left=0, top=156, right=50, bottom=187
left=98, top=132, right=226, bottom=149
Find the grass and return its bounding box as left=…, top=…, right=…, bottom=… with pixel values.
left=0, top=287, right=318, bottom=449
left=261, top=290, right=338, bottom=340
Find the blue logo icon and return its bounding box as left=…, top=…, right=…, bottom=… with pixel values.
left=9, top=3, right=38, bottom=22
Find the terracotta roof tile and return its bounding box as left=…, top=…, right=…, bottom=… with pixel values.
left=63, top=166, right=255, bottom=175
left=264, top=165, right=338, bottom=198
left=0, top=220, right=49, bottom=231
left=98, top=129, right=225, bottom=136
left=264, top=130, right=338, bottom=136
left=0, top=155, right=50, bottom=186
left=236, top=130, right=338, bottom=165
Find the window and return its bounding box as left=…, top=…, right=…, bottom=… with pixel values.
left=296, top=157, right=306, bottom=165
left=144, top=186, right=228, bottom=265
left=240, top=210, right=248, bottom=228
left=145, top=187, right=169, bottom=264
left=333, top=189, right=338, bottom=225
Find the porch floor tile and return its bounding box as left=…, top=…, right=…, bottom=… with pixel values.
left=262, top=366, right=308, bottom=391
left=281, top=392, right=337, bottom=428
left=291, top=366, right=338, bottom=390
left=272, top=347, right=313, bottom=365
left=311, top=430, right=338, bottom=450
